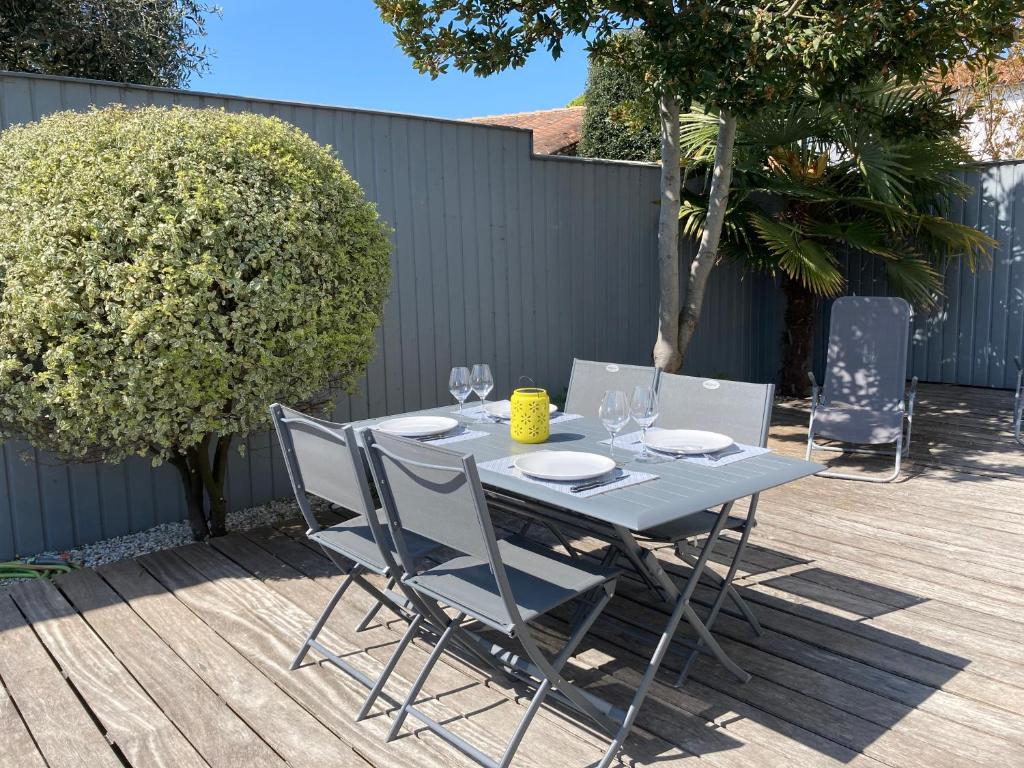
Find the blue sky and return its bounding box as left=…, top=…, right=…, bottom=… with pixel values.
left=192, top=1, right=590, bottom=119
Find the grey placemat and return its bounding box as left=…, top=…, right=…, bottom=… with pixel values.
left=477, top=455, right=658, bottom=498
left=419, top=427, right=489, bottom=446
left=601, top=429, right=770, bottom=467
left=455, top=402, right=584, bottom=425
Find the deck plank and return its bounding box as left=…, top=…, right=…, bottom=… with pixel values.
left=9, top=578, right=208, bottom=768
left=55, top=567, right=287, bottom=768
left=0, top=595, right=65, bottom=768
left=0, top=680, right=46, bottom=768
left=100, top=556, right=371, bottom=768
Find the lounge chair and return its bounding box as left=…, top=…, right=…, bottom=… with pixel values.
left=806, top=296, right=917, bottom=482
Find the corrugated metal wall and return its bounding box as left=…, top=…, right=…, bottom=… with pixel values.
left=0, top=72, right=776, bottom=558
left=813, top=163, right=1024, bottom=389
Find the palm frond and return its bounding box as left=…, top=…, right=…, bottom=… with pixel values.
left=803, top=219, right=899, bottom=258
left=846, top=134, right=912, bottom=204
left=748, top=213, right=844, bottom=296
left=883, top=255, right=943, bottom=309
left=913, top=215, right=996, bottom=270
left=679, top=107, right=720, bottom=165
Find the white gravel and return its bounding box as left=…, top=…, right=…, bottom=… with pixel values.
left=1, top=496, right=317, bottom=591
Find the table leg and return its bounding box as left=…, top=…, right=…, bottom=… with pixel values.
left=598, top=507, right=751, bottom=767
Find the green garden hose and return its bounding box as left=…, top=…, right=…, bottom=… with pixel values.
left=0, top=556, right=80, bottom=581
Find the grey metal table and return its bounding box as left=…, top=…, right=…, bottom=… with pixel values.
left=352, top=406, right=823, bottom=768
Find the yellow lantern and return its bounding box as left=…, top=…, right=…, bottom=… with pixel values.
left=510, top=387, right=550, bottom=444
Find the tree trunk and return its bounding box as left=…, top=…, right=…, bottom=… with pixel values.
left=778, top=277, right=817, bottom=398
left=209, top=435, right=232, bottom=536
left=170, top=453, right=209, bottom=541
left=652, top=91, right=682, bottom=371
left=191, top=434, right=231, bottom=538
left=677, top=110, right=737, bottom=365
left=168, top=432, right=233, bottom=541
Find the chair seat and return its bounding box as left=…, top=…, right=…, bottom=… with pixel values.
left=405, top=535, right=618, bottom=633
left=645, top=511, right=748, bottom=541
left=813, top=404, right=903, bottom=444
left=310, top=514, right=437, bottom=575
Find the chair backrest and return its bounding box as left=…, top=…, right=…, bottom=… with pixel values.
left=656, top=373, right=774, bottom=447
left=565, top=359, right=659, bottom=416
left=270, top=403, right=375, bottom=532
left=823, top=296, right=912, bottom=409
left=364, top=429, right=521, bottom=629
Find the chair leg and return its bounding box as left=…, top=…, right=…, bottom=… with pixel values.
left=290, top=569, right=357, bottom=670
left=356, top=612, right=424, bottom=721
left=1014, top=376, right=1023, bottom=446
left=387, top=614, right=463, bottom=741
left=596, top=588, right=689, bottom=768
left=809, top=433, right=904, bottom=483
left=355, top=576, right=394, bottom=632
left=498, top=587, right=613, bottom=768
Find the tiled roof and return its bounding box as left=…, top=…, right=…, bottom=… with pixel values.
left=463, top=106, right=585, bottom=155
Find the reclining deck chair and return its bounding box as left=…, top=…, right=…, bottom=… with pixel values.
left=806, top=296, right=917, bottom=482
left=270, top=404, right=438, bottom=704
left=364, top=429, right=622, bottom=768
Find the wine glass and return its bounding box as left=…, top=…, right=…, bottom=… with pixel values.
left=470, top=363, right=494, bottom=422
left=449, top=366, right=471, bottom=415
left=599, top=390, right=630, bottom=458
left=630, top=384, right=659, bottom=462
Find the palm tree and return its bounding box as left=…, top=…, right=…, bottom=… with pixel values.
left=677, top=81, right=995, bottom=396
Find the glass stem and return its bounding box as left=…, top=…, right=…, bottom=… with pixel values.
left=640, top=426, right=648, bottom=457
left=609, top=432, right=615, bottom=457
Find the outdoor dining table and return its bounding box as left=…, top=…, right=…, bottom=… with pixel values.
left=350, top=404, right=823, bottom=766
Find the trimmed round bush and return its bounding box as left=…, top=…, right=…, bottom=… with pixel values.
left=0, top=105, right=391, bottom=537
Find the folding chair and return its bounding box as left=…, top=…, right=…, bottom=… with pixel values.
left=564, top=358, right=659, bottom=416
left=806, top=296, right=917, bottom=482
left=270, top=404, right=438, bottom=702
left=644, top=372, right=773, bottom=686
left=363, top=429, right=621, bottom=768
left=1014, top=355, right=1023, bottom=446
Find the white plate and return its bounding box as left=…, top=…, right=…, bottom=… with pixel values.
left=514, top=451, right=616, bottom=482
left=646, top=429, right=733, bottom=455
left=484, top=400, right=559, bottom=420
left=375, top=416, right=459, bottom=438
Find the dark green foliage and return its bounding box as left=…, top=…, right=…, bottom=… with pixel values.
left=578, top=34, right=659, bottom=162
left=374, top=2, right=1019, bottom=119
left=0, top=0, right=214, bottom=87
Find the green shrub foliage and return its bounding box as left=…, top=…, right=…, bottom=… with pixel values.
left=577, top=32, right=659, bottom=162
left=0, top=105, right=391, bottom=536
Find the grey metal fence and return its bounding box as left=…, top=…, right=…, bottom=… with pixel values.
left=0, top=72, right=779, bottom=558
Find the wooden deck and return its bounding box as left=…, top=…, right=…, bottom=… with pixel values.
left=2, top=382, right=1022, bottom=768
